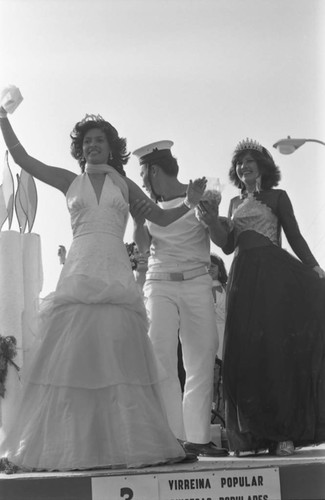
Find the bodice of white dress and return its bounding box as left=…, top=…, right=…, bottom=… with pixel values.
left=68, top=173, right=129, bottom=239
left=232, top=194, right=279, bottom=246
left=51, top=174, right=142, bottom=309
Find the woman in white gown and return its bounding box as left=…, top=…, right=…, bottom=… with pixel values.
left=0, top=107, right=206, bottom=471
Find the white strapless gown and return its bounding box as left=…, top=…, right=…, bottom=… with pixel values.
left=0, top=174, right=185, bottom=470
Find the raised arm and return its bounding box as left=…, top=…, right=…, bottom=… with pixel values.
left=0, top=110, right=76, bottom=194
left=126, top=176, right=206, bottom=227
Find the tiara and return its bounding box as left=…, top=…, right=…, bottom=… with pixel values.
left=81, top=113, right=106, bottom=124
left=235, top=138, right=263, bottom=153
left=78, top=114, right=119, bottom=137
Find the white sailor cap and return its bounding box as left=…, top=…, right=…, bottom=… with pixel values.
left=132, top=140, right=174, bottom=165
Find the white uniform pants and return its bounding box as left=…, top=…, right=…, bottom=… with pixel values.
left=143, top=274, right=218, bottom=443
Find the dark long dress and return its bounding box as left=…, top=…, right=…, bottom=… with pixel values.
left=222, top=189, right=325, bottom=452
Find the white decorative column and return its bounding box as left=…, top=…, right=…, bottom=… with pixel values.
left=0, top=230, right=43, bottom=432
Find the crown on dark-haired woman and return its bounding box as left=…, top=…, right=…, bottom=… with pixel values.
left=235, top=138, right=263, bottom=153
left=81, top=113, right=106, bottom=124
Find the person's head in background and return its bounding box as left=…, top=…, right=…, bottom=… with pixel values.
left=209, top=254, right=228, bottom=288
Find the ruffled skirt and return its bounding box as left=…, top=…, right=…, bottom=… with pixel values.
left=0, top=275, right=185, bottom=470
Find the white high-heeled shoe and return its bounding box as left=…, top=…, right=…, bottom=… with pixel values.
left=273, top=440, right=295, bottom=456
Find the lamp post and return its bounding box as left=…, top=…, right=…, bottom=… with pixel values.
left=273, top=136, right=325, bottom=155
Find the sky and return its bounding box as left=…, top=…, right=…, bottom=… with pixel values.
left=0, top=0, right=324, bottom=296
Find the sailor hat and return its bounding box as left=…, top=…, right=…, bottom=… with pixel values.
left=132, top=140, right=174, bottom=165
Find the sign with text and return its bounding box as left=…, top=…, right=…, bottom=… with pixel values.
left=92, top=467, right=281, bottom=500
left=92, top=474, right=159, bottom=500
left=159, top=468, right=281, bottom=500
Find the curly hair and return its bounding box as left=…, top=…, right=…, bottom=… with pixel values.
left=229, top=147, right=281, bottom=191
left=70, top=114, right=130, bottom=176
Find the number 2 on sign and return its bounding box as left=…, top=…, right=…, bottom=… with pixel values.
left=92, top=475, right=159, bottom=499
left=120, top=487, right=133, bottom=499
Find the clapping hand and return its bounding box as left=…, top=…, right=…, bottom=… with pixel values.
left=197, top=199, right=219, bottom=225
left=186, top=177, right=207, bottom=207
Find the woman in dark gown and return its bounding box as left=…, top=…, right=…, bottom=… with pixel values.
left=207, top=138, right=325, bottom=456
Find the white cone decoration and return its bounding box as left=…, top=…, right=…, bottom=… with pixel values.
left=0, top=149, right=43, bottom=434
left=0, top=232, right=43, bottom=432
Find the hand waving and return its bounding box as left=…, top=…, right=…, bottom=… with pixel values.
left=186, top=177, right=207, bottom=208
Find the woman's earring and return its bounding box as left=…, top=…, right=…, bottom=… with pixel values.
left=255, top=176, right=261, bottom=193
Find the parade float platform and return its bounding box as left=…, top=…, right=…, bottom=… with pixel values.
left=0, top=445, right=324, bottom=500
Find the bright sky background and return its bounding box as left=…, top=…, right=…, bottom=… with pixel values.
left=0, top=0, right=324, bottom=296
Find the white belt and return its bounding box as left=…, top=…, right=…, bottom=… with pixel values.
left=146, top=266, right=209, bottom=282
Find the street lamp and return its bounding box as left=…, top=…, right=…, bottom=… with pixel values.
left=273, top=136, right=325, bottom=155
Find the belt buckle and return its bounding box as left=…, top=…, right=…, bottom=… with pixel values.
left=170, top=272, right=184, bottom=281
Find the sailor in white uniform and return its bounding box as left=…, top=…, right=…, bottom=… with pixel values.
left=131, top=141, right=228, bottom=457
